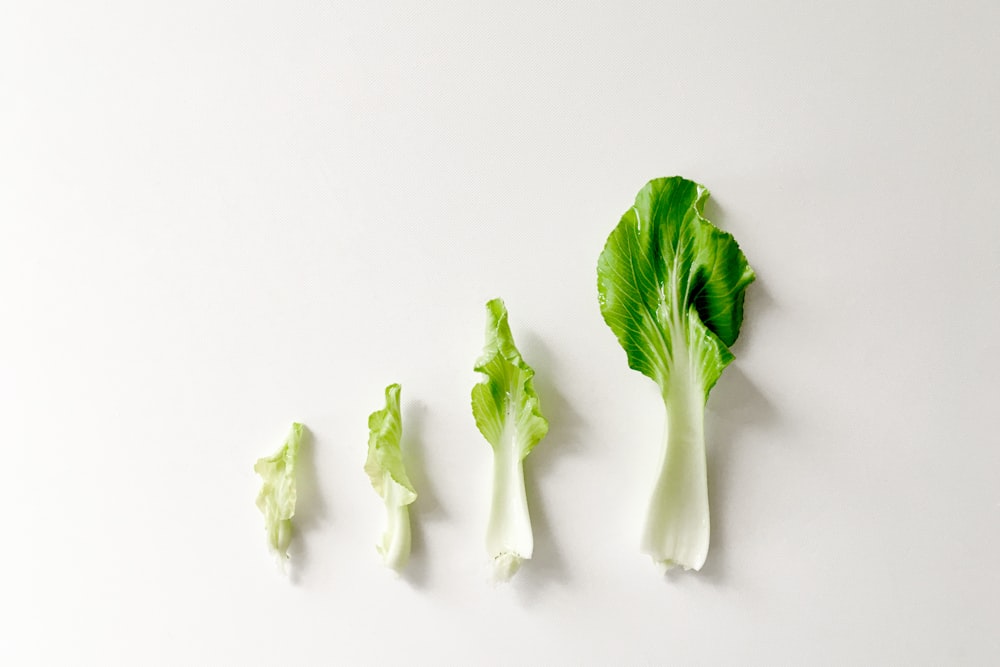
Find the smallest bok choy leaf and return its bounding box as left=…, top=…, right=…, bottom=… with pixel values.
left=472, top=298, right=549, bottom=582
left=365, top=383, right=418, bottom=572
left=255, top=422, right=304, bottom=561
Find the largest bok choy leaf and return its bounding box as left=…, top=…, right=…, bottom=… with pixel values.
left=597, top=177, right=754, bottom=571
left=472, top=298, right=549, bottom=582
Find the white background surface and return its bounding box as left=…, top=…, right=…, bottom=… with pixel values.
left=2, top=2, right=999, bottom=665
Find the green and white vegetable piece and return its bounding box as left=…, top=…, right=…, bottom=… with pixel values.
left=597, top=177, right=755, bottom=572
left=254, top=422, right=304, bottom=562
left=364, top=383, right=418, bottom=572
left=472, top=298, right=549, bottom=582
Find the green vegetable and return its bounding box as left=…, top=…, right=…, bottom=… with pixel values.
left=364, top=383, right=418, bottom=571
left=472, top=298, right=549, bottom=581
left=254, top=422, right=304, bottom=561
left=597, top=176, right=755, bottom=571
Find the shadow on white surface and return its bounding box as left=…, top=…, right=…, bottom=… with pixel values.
left=696, top=278, right=777, bottom=584
left=289, top=425, right=327, bottom=585
left=732, top=261, right=774, bottom=353
left=513, top=331, right=585, bottom=602
left=400, top=399, right=445, bottom=589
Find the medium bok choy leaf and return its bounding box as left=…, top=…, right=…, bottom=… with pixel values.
left=597, top=176, right=754, bottom=571
left=255, top=422, right=304, bottom=561
left=472, top=298, right=549, bottom=582
left=365, top=383, right=418, bottom=571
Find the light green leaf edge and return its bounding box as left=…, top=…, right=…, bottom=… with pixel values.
left=471, top=298, right=549, bottom=458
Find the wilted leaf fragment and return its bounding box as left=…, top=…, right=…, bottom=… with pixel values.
left=254, top=422, right=304, bottom=561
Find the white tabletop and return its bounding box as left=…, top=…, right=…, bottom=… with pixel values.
left=2, top=2, right=998, bottom=664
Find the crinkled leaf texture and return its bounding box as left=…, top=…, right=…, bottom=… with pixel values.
left=597, top=176, right=754, bottom=571
left=472, top=298, right=548, bottom=581
left=365, top=383, right=417, bottom=571
left=254, top=422, right=304, bottom=561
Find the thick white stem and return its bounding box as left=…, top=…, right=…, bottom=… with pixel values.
left=486, top=439, right=532, bottom=582
left=640, top=348, right=710, bottom=571
left=379, top=480, right=412, bottom=571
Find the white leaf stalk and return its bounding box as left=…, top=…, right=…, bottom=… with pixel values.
left=641, top=343, right=710, bottom=571
left=486, top=422, right=533, bottom=581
